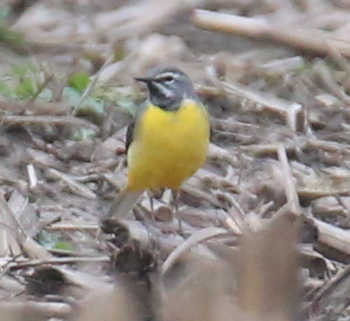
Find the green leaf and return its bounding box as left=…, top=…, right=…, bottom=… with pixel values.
left=36, top=87, right=53, bottom=102
left=63, top=87, right=105, bottom=123
left=118, top=99, right=140, bottom=116
left=12, top=63, right=37, bottom=77
left=78, top=97, right=104, bottom=115
left=68, top=72, right=90, bottom=93
left=36, top=230, right=59, bottom=249
left=0, top=26, right=24, bottom=47
left=75, top=97, right=105, bottom=124
left=63, top=87, right=82, bottom=106
left=54, top=242, right=74, bottom=251
left=0, top=81, right=14, bottom=97
left=15, top=77, right=37, bottom=99
left=37, top=231, right=74, bottom=251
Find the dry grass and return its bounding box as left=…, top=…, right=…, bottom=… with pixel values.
left=0, top=0, right=350, bottom=320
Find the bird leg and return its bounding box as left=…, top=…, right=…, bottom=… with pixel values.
left=172, top=190, right=183, bottom=233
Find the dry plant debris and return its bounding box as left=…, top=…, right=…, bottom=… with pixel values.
left=0, top=0, right=350, bottom=320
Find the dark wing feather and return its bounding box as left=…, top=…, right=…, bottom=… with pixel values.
left=125, top=122, right=135, bottom=152
left=125, top=102, right=148, bottom=152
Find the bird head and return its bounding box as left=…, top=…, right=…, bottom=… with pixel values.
left=135, top=66, right=197, bottom=111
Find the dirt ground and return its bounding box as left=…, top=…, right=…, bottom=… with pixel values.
left=1, top=0, right=350, bottom=320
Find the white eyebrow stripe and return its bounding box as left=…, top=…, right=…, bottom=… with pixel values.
left=155, top=71, right=179, bottom=80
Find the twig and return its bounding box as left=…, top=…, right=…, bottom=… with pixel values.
left=1, top=115, right=99, bottom=132
left=0, top=193, right=51, bottom=259
left=220, top=80, right=303, bottom=131
left=0, top=100, right=69, bottom=115
left=277, top=144, right=301, bottom=215
left=29, top=73, right=54, bottom=102
left=72, top=54, right=115, bottom=115
left=0, top=301, right=72, bottom=320
left=8, top=256, right=110, bottom=270
left=313, top=217, right=350, bottom=256
left=193, top=9, right=350, bottom=58
left=313, top=59, right=350, bottom=104
left=14, top=0, right=206, bottom=46
left=181, top=183, right=222, bottom=207
left=48, top=168, right=97, bottom=200
left=26, top=164, right=38, bottom=191
left=307, top=263, right=350, bottom=314
left=45, top=223, right=99, bottom=231
left=207, top=143, right=240, bottom=166
left=161, top=227, right=228, bottom=275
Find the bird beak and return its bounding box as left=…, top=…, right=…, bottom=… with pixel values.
left=134, top=76, right=154, bottom=83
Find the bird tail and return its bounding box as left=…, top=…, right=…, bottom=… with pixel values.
left=106, top=188, right=144, bottom=219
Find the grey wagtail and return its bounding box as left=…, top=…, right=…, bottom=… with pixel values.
left=107, top=66, right=210, bottom=218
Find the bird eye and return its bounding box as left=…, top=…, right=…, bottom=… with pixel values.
left=162, top=76, right=174, bottom=83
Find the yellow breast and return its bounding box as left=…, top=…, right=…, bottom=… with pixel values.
left=127, top=99, right=210, bottom=191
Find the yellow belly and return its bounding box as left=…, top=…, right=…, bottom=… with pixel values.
left=127, top=99, right=210, bottom=191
